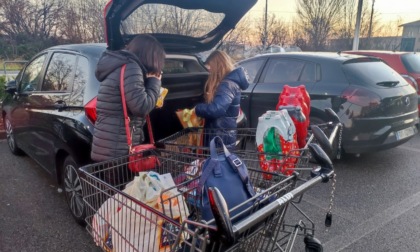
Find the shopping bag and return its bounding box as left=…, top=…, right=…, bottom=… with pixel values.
left=276, top=85, right=311, bottom=148
left=198, top=136, right=256, bottom=223
left=176, top=108, right=204, bottom=129
left=113, top=172, right=189, bottom=252
left=175, top=108, right=205, bottom=147
left=92, top=172, right=189, bottom=252
left=256, top=110, right=300, bottom=178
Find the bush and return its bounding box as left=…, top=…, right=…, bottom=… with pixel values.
left=0, top=75, right=6, bottom=103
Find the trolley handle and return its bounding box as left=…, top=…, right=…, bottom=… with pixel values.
left=207, top=143, right=334, bottom=245
left=324, top=108, right=343, bottom=145
left=325, top=108, right=340, bottom=124
left=309, top=108, right=343, bottom=154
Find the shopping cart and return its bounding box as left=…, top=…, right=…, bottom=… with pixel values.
left=157, top=127, right=313, bottom=177
left=80, top=142, right=335, bottom=252
left=157, top=108, right=343, bottom=175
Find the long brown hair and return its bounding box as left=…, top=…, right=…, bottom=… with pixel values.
left=204, top=50, right=234, bottom=103
left=126, top=34, right=166, bottom=75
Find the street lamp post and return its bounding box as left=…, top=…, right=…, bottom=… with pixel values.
left=353, top=0, right=363, bottom=50
left=263, top=0, right=268, bottom=51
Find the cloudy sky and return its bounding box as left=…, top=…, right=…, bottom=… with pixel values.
left=248, top=0, right=420, bottom=24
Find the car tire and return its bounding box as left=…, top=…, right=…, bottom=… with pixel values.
left=62, top=155, right=86, bottom=225
left=3, top=116, right=24, bottom=155
left=309, top=116, right=339, bottom=160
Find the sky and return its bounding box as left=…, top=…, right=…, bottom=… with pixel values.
left=248, top=0, right=420, bottom=24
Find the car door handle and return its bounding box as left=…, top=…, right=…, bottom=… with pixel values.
left=54, top=100, right=67, bottom=110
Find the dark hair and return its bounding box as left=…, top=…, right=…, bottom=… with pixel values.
left=126, top=34, right=165, bottom=75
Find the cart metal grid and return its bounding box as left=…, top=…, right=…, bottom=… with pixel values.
left=79, top=148, right=332, bottom=252
left=156, top=127, right=313, bottom=178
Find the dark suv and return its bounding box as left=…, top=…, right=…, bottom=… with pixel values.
left=238, top=52, right=418, bottom=155
left=343, top=50, right=420, bottom=114
left=1, top=0, right=257, bottom=223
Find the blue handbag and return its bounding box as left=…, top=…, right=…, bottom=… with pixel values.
left=198, top=136, right=256, bottom=223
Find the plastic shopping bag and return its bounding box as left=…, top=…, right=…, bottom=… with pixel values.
left=256, top=110, right=300, bottom=177
left=92, top=172, right=189, bottom=252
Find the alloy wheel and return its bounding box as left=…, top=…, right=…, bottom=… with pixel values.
left=63, top=162, right=84, bottom=219
left=5, top=118, right=16, bottom=151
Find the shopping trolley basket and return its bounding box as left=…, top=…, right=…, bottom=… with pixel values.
left=157, top=127, right=314, bottom=178
left=79, top=143, right=335, bottom=252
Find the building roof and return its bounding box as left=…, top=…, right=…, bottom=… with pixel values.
left=400, top=20, right=420, bottom=27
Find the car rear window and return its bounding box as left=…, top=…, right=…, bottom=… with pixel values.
left=121, top=4, right=225, bottom=37
left=163, top=59, right=206, bottom=74
left=401, top=54, right=420, bottom=74
left=343, top=60, right=407, bottom=88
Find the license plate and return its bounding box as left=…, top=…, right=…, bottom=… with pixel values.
left=396, top=127, right=415, bottom=140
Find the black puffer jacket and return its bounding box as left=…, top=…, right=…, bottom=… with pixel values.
left=195, top=67, right=250, bottom=147
left=91, top=50, right=161, bottom=162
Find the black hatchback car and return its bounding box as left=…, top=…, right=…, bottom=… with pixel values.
left=1, top=0, right=257, bottom=223
left=238, top=52, right=418, bottom=155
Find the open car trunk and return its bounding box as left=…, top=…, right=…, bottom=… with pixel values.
left=149, top=72, right=208, bottom=140
left=104, top=0, right=257, bottom=52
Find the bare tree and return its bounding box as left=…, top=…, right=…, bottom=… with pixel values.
left=123, top=5, right=222, bottom=37
left=254, top=13, right=290, bottom=51
left=290, top=20, right=310, bottom=51
left=59, top=0, right=106, bottom=43
left=295, top=0, right=346, bottom=51
left=217, top=16, right=255, bottom=60
left=0, top=0, right=64, bottom=40
left=0, top=0, right=65, bottom=58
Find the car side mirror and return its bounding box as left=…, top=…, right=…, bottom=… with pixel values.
left=5, top=80, right=17, bottom=94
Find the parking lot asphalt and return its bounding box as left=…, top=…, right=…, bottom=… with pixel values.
left=0, top=118, right=4, bottom=139
left=1, top=133, right=420, bottom=251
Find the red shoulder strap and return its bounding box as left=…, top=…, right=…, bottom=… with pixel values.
left=119, top=64, right=154, bottom=148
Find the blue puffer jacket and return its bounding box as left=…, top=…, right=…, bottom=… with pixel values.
left=195, top=67, right=250, bottom=147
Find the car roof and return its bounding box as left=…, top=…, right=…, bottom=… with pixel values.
left=241, top=51, right=368, bottom=64
left=343, top=50, right=415, bottom=56
left=44, top=43, right=107, bottom=57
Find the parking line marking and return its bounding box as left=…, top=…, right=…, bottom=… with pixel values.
left=323, top=190, right=420, bottom=251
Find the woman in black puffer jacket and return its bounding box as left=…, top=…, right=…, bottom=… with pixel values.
left=195, top=50, right=250, bottom=148
left=91, top=35, right=165, bottom=164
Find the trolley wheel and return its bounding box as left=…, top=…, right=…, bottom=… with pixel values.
left=3, top=115, right=24, bottom=155
left=62, top=155, right=86, bottom=225
left=304, top=235, right=323, bottom=252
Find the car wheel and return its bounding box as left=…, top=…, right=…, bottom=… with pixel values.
left=4, top=116, right=24, bottom=155
left=62, top=155, right=86, bottom=225
left=309, top=116, right=339, bottom=160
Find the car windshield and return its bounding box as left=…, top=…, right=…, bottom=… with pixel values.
left=401, top=54, right=420, bottom=74
left=343, top=60, right=407, bottom=88
left=121, top=3, right=225, bottom=37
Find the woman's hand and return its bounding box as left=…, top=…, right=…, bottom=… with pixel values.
left=146, top=71, right=162, bottom=80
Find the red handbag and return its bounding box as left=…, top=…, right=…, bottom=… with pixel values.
left=119, top=64, right=159, bottom=172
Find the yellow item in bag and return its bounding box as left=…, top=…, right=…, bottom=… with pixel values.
left=156, top=87, right=168, bottom=108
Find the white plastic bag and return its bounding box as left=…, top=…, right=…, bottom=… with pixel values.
left=93, top=172, right=189, bottom=252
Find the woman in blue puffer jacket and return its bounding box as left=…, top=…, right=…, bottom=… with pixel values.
left=195, top=50, right=250, bottom=148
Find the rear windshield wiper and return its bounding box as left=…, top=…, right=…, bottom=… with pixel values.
left=376, top=81, right=399, bottom=87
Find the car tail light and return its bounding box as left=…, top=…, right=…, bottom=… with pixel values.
left=401, top=74, right=419, bottom=92
left=341, top=86, right=381, bottom=115
left=85, top=97, right=97, bottom=124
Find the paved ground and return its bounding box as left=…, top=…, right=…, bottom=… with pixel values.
left=0, top=116, right=4, bottom=139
